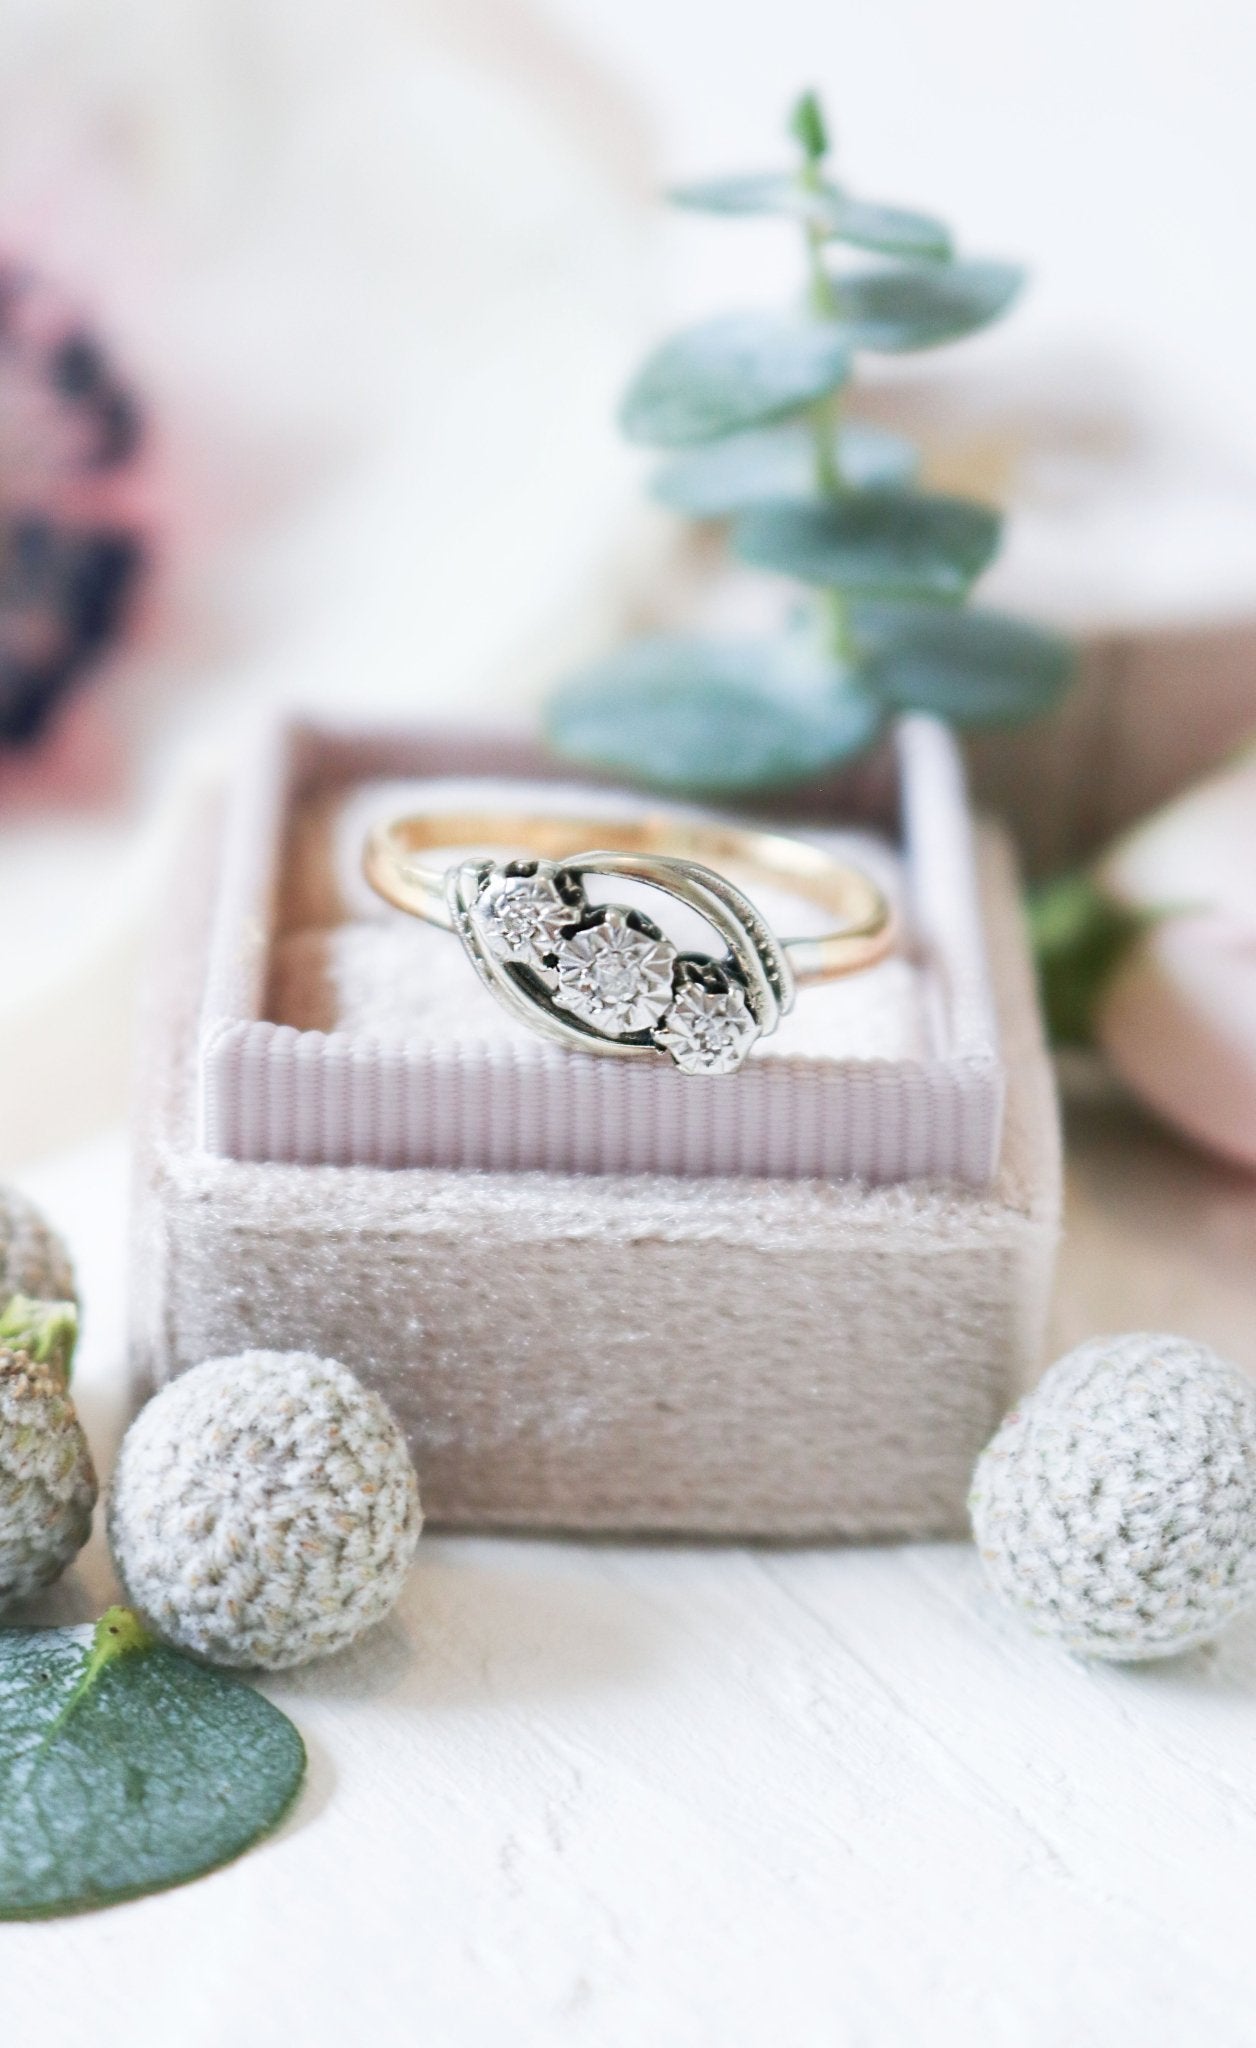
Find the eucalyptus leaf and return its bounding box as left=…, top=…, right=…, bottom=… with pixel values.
left=669, top=174, right=952, bottom=259
left=669, top=171, right=817, bottom=218
left=733, top=491, right=1001, bottom=601
left=651, top=421, right=917, bottom=514
left=828, top=195, right=952, bottom=262
left=0, top=1608, right=305, bottom=1918
left=620, top=314, right=851, bottom=448
left=856, top=602, right=1075, bottom=722
left=546, top=635, right=882, bottom=792
left=830, top=260, right=1024, bottom=352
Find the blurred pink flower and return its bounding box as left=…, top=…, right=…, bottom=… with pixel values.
left=1095, top=751, right=1256, bottom=1170
left=0, top=261, right=148, bottom=785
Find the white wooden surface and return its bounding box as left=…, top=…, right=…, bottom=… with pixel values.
left=7, top=1099, right=1256, bottom=2048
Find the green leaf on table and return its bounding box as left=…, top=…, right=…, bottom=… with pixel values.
left=669, top=173, right=952, bottom=259
left=829, top=259, right=1024, bottom=352
left=0, top=1608, right=306, bottom=1918
left=545, top=635, right=883, bottom=793
left=651, top=420, right=917, bottom=514
left=733, top=490, right=1001, bottom=601
left=620, top=314, right=851, bottom=448
left=856, top=603, right=1075, bottom=723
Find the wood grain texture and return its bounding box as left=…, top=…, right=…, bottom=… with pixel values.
left=7, top=1110, right=1256, bottom=2048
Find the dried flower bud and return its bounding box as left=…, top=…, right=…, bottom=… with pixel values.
left=0, top=1296, right=96, bottom=1608
left=0, top=1186, right=76, bottom=1307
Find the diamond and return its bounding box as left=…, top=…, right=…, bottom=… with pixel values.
left=553, top=910, right=677, bottom=1035
left=656, top=976, right=759, bottom=1075
left=475, top=866, right=579, bottom=970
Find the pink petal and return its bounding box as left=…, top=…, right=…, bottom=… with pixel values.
left=1099, top=752, right=1256, bottom=923
left=1097, top=911, right=1256, bottom=1171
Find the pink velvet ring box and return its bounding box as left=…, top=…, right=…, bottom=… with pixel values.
left=129, top=713, right=1061, bottom=1537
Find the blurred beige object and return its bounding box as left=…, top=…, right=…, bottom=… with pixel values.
left=965, top=619, right=1256, bottom=877
left=1097, top=914, right=1256, bottom=1173
left=899, top=350, right=1256, bottom=872
left=1091, top=750, right=1256, bottom=1171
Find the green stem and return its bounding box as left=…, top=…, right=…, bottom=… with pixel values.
left=809, top=399, right=841, bottom=494
left=821, top=589, right=856, bottom=663
left=796, top=136, right=856, bottom=675
left=805, top=225, right=838, bottom=320
left=39, top=1609, right=153, bottom=1756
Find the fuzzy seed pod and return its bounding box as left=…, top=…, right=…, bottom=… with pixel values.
left=108, top=1351, right=422, bottom=1670
left=0, top=1297, right=96, bottom=1609
left=0, top=1185, right=76, bottom=1306
left=971, top=1333, right=1256, bottom=1660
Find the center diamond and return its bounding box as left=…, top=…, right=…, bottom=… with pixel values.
left=553, top=910, right=677, bottom=1035
left=593, top=956, right=640, bottom=1003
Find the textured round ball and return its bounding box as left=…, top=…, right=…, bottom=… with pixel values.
left=971, top=1333, right=1256, bottom=1660
left=0, top=1185, right=75, bottom=1305
left=0, top=1349, right=97, bottom=1607
left=108, top=1351, right=422, bottom=1669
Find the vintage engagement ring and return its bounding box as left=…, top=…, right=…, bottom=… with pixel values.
left=363, top=810, right=895, bottom=1076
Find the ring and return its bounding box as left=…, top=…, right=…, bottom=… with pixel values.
left=363, top=810, right=896, bottom=1076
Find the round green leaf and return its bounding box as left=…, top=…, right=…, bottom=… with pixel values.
left=651, top=421, right=917, bottom=514
left=668, top=174, right=951, bottom=260
left=831, top=260, right=1024, bottom=352
left=856, top=603, right=1075, bottom=722
left=0, top=1610, right=305, bottom=1918
left=733, top=491, right=1001, bottom=602
left=620, top=314, right=851, bottom=448
left=546, top=636, right=882, bottom=792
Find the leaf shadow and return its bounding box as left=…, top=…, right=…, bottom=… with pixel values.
left=270, top=1724, right=337, bottom=1838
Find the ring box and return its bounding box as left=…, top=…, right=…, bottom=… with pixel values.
left=129, top=714, right=1061, bottom=1537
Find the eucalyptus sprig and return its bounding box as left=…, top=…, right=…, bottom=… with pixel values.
left=545, top=90, right=1074, bottom=794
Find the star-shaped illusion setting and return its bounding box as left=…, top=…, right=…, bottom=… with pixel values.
left=655, top=969, right=760, bottom=1075
left=553, top=909, right=677, bottom=1036
left=468, top=862, right=764, bottom=1072
left=473, top=864, right=583, bottom=973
